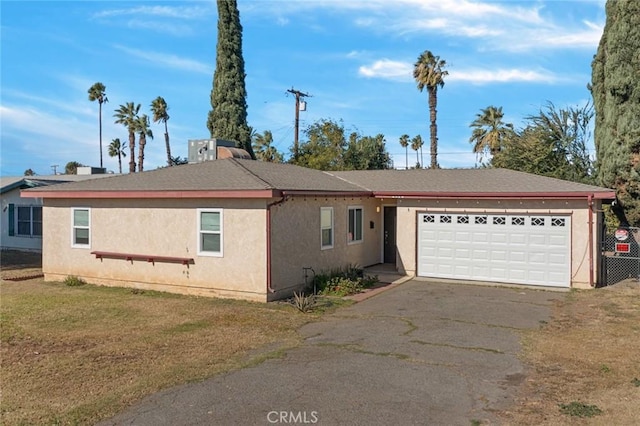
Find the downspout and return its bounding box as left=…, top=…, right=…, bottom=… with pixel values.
left=266, top=197, right=286, bottom=294
left=588, top=194, right=594, bottom=287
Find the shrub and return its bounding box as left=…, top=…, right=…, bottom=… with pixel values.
left=291, top=292, right=316, bottom=313
left=63, top=275, right=86, bottom=287
left=313, top=265, right=378, bottom=297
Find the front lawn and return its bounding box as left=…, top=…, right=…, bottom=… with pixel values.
left=0, top=278, right=320, bottom=425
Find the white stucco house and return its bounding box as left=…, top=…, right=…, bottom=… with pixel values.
left=23, top=159, right=616, bottom=301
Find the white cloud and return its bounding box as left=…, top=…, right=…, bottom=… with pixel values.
left=359, top=59, right=412, bottom=80
left=92, top=5, right=210, bottom=20
left=448, top=68, right=560, bottom=84
left=113, top=45, right=211, bottom=74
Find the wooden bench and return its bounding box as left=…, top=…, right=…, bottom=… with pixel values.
left=90, top=251, right=194, bottom=266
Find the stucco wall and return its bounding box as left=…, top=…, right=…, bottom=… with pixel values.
left=395, top=198, right=600, bottom=289
left=269, top=196, right=382, bottom=299
left=42, top=198, right=268, bottom=301
left=1, top=189, right=43, bottom=251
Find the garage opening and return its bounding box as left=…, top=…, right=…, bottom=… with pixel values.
left=417, top=213, right=571, bottom=288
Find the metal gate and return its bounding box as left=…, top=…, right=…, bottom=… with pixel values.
left=601, top=226, right=640, bottom=286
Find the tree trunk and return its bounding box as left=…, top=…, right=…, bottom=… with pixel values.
left=129, top=132, right=136, bottom=173
left=164, top=121, right=172, bottom=166
left=99, top=102, right=103, bottom=168
left=138, top=136, right=145, bottom=172
left=428, top=87, right=439, bottom=169
left=405, top=147, right=408, bottom=170
left=117, top=152, right=122, bottom=174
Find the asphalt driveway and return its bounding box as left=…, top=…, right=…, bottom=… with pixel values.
left=100, top=280, right=565, bottom=426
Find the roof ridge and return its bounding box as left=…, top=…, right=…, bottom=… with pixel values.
left=324, top=170, right=371, bottom=191
left=226, top=158, right=273, bottom=189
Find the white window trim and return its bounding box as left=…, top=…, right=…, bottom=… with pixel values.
left=15, top=205, right=42, bottom=238
left=197, top=208, right=223, bottom=257
left=347, top=206, right=364, bottom=245
left=320, top=207, right=334, bottom=250
left=71, top=207, right=91, bottom=249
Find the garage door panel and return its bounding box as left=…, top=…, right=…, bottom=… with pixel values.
left=418, top=213, right=570, bottom=288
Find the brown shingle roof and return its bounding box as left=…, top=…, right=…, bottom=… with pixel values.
left=331, top=168, right=614, bottom=195
left=24, top=159, right=615, bottom=199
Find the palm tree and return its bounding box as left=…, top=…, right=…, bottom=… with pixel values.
left=469, top=106, right=514, bottom=163
left=135, top=114, right=153, bottom=172
left=114, top=102, right=140, bottom=173
left=399, top=134, right=410, bottom=169
left=108, top=138, right=127, bottom=174
left=252, top=130, right=283, bottom=162
left=413, top=50, right=448, bottom=169
left=411, top=135, right=423, bottom=168
left=88, top=82, right=108, bottom=168
left=150, top=96, right=172, bottom=167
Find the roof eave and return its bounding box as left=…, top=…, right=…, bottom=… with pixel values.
left=21, top=189, right=282, bottom=199
left=372, top=191, right=617, bottom=200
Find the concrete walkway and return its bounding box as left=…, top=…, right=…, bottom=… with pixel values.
left=100, top=280, right=565, bottom=426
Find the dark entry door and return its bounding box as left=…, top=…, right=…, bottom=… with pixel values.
left=383, top=206, right=397, bottom=264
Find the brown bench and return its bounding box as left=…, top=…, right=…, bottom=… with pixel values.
left=90, top=251, right=194, bottom=266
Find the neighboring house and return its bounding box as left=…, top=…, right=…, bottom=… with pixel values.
left=1, top=174, right=110, bottom=251
left=24, top=159, right=615, bottom=301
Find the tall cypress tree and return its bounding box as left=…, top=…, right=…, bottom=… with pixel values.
left=591, top=0, right=640, bottom=225
left=207, top=0, right=255, bottom=159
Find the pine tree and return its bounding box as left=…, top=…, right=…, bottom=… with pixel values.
left=207, top=0, right=255, bottom=159
left=591, top=0, right=640, bottom=225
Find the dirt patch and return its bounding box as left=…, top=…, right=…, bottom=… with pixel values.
left=497, top=280, right=640, bottom=425
left=1, top=249, right=43, bottom=280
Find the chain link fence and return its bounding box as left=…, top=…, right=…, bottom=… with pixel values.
left=601, top=226, right=640, bottom=286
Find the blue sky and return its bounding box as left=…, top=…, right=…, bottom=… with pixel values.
left=1, top=0, right=606, bottom=176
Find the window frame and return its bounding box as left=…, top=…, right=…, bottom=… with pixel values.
left=14, top=205, right=42, bottom=238
left=347, top=206, right=364, bottom=245
left=71, top=207, right=91, bottom=248
left=320, top=207, right=334, bottom=250
left=197, top=208, right=224, bottom=257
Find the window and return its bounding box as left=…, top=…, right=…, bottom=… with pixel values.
left=493, top=216, right=506, bottom=225
left=551, top=217, right=566, bottom=227
left=423, top=214, right=435, bottom=223
left=531, top=217, right=545, bottom=226
left=475, top=216, right=487, bottom=225
left=348, top=207, right=363, bottom=244
left=440, top=215, right=452, bottom=223
left=71, top=208, right=90, bottom=248
left=457, top=215, right=469, bottom=224
left=512, top=217, right=525, bottom=226
left=198, top=209, right=223, bottom=256
left=321, top=207, right=333, bottom=249
left=13, top=206, right=42, bottom=237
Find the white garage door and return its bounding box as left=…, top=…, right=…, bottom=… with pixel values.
left=417, top=213, right=571, bottom=288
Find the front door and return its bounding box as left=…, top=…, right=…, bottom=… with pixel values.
left=383, top=206, right=397, bottom=264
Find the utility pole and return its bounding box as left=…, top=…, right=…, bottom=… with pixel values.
left=287, top=88, right=310, bottom=161
left=51, top=165, right=59, bottom=175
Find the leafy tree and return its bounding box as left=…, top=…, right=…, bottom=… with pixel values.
left=469, top=106, right=514, bottom=163
left=135, top=114, right=153, bottom=172
left=411, top=135, right=423, bottom=168
left=253, top=130, right=283, bottom=163
left=293, top=119, right=347, bottom=171
left=591, top=0, right=640, bottom=225
left=24, top=168, right=35, bottom=176
left=108, top=138, right=127, bottom=174
left=88, top=82, right=107, bottom=168
left=492, top=103, right=595, bottom=184
left=291, top=119, right=392, bottom=171
left=344, top=133, right=392, bottom=170
left=414, top=50, right=447, bottom=169
left=65, top=161, right=84, bottom=175
left=114, top=102, right=140, bottom=173
left=207, top=0, right=255, bottom=159
left=171, top=156, right=189, bottom=165
left=151, top=96, right=172, bottom=167
left=399, top=134, right=410, bottom=169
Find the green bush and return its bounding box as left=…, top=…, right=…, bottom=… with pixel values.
left=313, top=265, right=378, bottom=297
left=63, top=275, right=86, bottom=287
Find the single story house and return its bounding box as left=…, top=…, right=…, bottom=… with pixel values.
left=1, top=173, right=110, bottom=252
left=24, top=159, right=616, bottom=301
